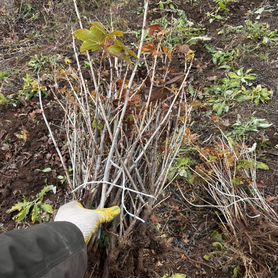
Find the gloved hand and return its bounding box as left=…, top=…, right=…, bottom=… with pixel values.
left=54, top=201, right=120, bottom=244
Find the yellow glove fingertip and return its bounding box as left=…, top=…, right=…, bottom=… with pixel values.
left=96, top=206, right=121, bottom=223
left=107, top=206, right=121, bottom=218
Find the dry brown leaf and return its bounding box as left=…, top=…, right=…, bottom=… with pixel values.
left=149, top=24, right=163, bottom=36
left=162, top=46, right=172, bottom=60
left=142, top=42, right=155, bottom=53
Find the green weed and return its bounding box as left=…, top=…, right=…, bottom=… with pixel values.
left=7, top=185, right=55, bottom=223
left=206, top=45, right=239, bottom=69
left=218, top=20, right=277, bottom=46
left=245, top=20, right=277, bottom=45
left=0, top=92, right=9, bottom=106
left=207, top=11, right=226, bottom=23
left=19, top=74, right=47, bottom=100
left=28, top=55, right=50, bottom=73
left=232, top=265, right=241, bottom=278
left=215, top=0, right=237, bottom=13
left=207, top=0, right=237, bottom=23
left=236, top=159, right=269, bottom=171
left=249, top=85, right=273, bottom=105
left=229, top=115, right=272, bottom=139
left=206, top=69, right=271, bottom=115
left=0, top=71, right=9, bottom=82
left=158, top=0, right=177, bottom=11
left=20, top=3, right=39, bottom=21
left=152, top=4, right=210, bottom=47
left=217, top=24, right=244, bottom=35
left=168, top=149, right=196, bottom=183
left=203, top=230, right=227, bottom=261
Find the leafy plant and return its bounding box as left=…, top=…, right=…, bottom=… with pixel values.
left=20, top=3, right=39, bottom=21
left=226, top=68, right=256, bottom=84
left=207, top=0, right=237, bottom=22
left=245, top=20, right=277, bottom=45
left=151, top=8, right=210, bottom=47
left=74, top=22, right=136, bottom=63
left=206, top=68, right=271, bottom=115
left=207, top=11, right=225, bottom=23
left=232, top=265, right=241, bottom=278
left=28, top=54, right=50, bottom=73
left=217, top=24, right=244, bottom=35
left=7, top=185, right=55, bottom=223
left=0, top=92, right=9, bottom=106
left=19, top=74, right=47, bottom=100
left=237, top=159, right=269, bottom=171
left=249, top=85, right=272, bottom=105
left=207, top=68, right=255, bottom=115
left=215, top=0, right=237, bottom=13
left=158, top=0, right=177, bottom=11
left=206, top=45, right=239, bottom=68
left=229, top=115, right=272, bottom=139
left=203, top=230, right=227, bottom=261
left=168, top=150, right=196, bottom=183
left=15, top=129, right=29, bottom=142
left=0, top=70, right=9, bottom=82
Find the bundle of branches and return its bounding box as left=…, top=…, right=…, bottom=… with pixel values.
left=39, top=1, right=193, bottom=238
left=178, top=135, right=277, bottom=277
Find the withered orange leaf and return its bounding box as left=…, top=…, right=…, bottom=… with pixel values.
left=142, top=42, right=155, bottom=53
left=149, top=24, right=163, bottom=36
left=162, top=46, right=172, bottom=60
left=116, top=79, right=129, bottom=90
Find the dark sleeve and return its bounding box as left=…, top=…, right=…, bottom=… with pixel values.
left=0, top=222, right=87, bottom=278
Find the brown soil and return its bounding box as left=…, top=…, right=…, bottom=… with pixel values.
left=0, top=101, right=68, bottom=230
left=0, top=0, right=277, bottom=277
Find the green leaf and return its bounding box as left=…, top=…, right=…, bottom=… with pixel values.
left=90, top=22, right=107, bottom=34
left=110, top=30, right=124, bottom=37
left=7, top=201, right=27, bottom=213
left=0, top=92, right=9, bottom=106
left=41, top=203, right=54, bottom=214
left=128, top=48, right=138, bottom=59
left=211, top=230, right=224, bottom=243
left=256, top=161, right=269, bottom=170
left=107, top=45, right=125, bottom=57
left=232, top=177, right=244, bottom=186
left=237, top=160, right=254, bottom=170
left=164, top=274, right=189, bottom=278
left=212, top=241, right=224, bottom=250
left=14, top=203, right=32, bottom=222
left=213, top=102, right=229, bottom=115
left=0, top=70, right=9, bottom=81
left=80, top=41, right=101, bottom=53
left=75, top=26, right=106, bottom=53
left=74, top=29, right=96, bottom=41
left=75, top=28, right=105, bottom=43
left=232, top=266, right=241, bottom=278
left=203, top=254, right=211, bottom=261
left=31, top=204, right=41, bottom=223
left=228, top=72, right=239, bottom=79
left=237, top=160, right=269, bottom=171
left=38, top=185, right=54, bottom=200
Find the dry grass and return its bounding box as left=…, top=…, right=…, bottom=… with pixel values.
left=178, top=134, right=277, bottom=277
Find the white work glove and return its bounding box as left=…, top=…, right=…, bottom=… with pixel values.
left=54, top=201, right=120, bottom=244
